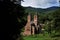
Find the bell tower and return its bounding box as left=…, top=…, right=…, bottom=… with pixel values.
left=33, top=12, right=38, bottom=33
left=27, top=13, right=31, bottom=22
left=24, top=13, right=31, bottom=36
left=34, top=13, right=37, bottom=26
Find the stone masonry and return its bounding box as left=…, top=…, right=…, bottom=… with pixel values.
left=23, top=13, right=44, bottom=36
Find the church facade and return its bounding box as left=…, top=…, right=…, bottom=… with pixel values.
left=23, top=13, right=44, bottom=36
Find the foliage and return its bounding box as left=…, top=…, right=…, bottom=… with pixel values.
left=0, top=0, right=27, bottom=40
left=23, top=34, right=57, bottom=40
left=24, top=7, right=60, bottom=40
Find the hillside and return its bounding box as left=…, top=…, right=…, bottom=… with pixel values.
left=24, top=6, right=60, bottom=14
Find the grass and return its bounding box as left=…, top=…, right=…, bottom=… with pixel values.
left=22, top=31, right=60, bottom=40
left=23, top=33, right=56, bottom=40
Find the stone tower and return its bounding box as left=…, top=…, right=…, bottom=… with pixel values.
left=23, top=13, right=31, bottom=36
left=34, top=13, right=38, bottom=31
left=23, top=13, right=39, bottom=36
left=34, top=13, right=37, bottom=26
left=27, top=13, right=31, bottom=22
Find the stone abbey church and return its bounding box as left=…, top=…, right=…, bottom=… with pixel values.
left=23, top=13, right=44, bottom=36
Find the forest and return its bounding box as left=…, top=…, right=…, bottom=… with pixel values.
left=22, top=7, right=60, bottom=40
left=0, top=0, right=60, bottom=40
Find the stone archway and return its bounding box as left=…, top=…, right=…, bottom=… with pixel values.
left=31, top=23, right=38, bottom=35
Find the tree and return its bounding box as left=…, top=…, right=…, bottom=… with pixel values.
left=45, top=8, right=60, bottom=38
left=0, top=0, right=26, bottom=40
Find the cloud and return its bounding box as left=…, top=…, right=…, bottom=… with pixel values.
left=21, top=0, right=59, bottom=9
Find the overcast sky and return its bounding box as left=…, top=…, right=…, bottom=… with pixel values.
left=21, top=0, right=59, bottom=9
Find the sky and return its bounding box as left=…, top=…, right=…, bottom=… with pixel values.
left=21, top=0, right=60, bottom=9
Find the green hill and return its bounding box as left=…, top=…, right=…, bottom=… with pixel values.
left=24, top=6, right=60, bottom=14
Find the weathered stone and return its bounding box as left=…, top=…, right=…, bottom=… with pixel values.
left=23, top=13, right=44, bottom=36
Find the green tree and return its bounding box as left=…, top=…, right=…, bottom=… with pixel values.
left=0, top=0, right=26, bottom=40
left=44, top=8, right=60, bottom=40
